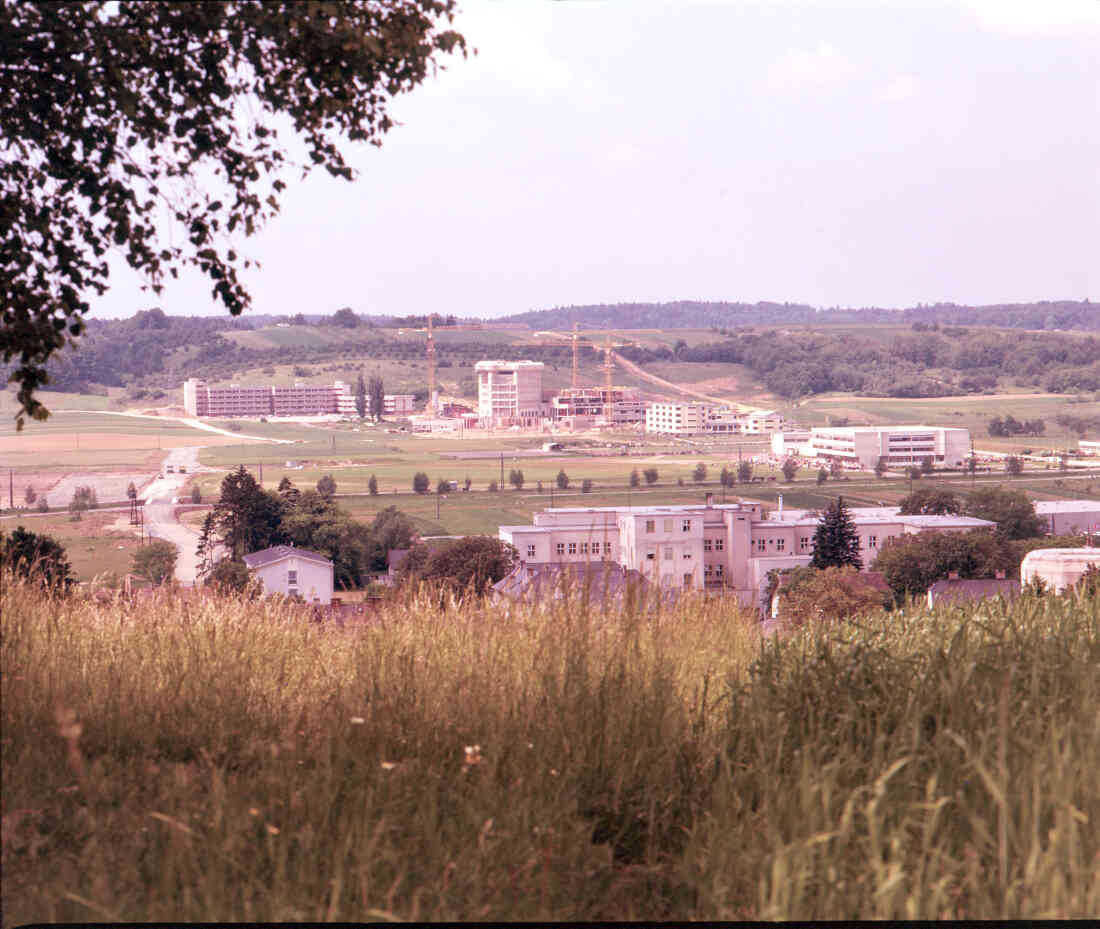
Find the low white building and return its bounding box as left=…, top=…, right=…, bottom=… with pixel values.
left=499, top=499, right=992, bottom=610
left=806, top=425, right=970, bottom=471
left=1020, top=548, right=1100, bottom=592
left=1033, top=500, right=1100, bottom=536
left=242, top=545, right=334, bottom=604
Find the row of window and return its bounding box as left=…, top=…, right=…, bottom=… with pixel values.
left=554, top=541, right=614, bottom=556
left=644, top=518, right=693, bottom=533
left=752, top=535, right=881, bottom=553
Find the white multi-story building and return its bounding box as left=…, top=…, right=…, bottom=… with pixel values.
left=499, top=499, right=993, bottom=609
left=806, top=425, right=970, bottom=471
left=645, top=402, right=713, bottom=435
left=476, top=360, right=547, bottom=427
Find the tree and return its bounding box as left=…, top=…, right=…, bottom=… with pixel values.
left=205, top=558, right=252, bottom=595
left=277, top=475, right=300, bottom=504
left=190, top=484, right=202, bottom=504
left=581, top=478, right=593, bottom=493
left=693, top=462, right=707, bottom=483
left=899, top=487, right=961, bottom=515
left=126, top=481, right=137, bottom=501
left=556, top=469, right=570, bottom=490
left=1, top=525, right=74, bottom=590
left=398, top=536, right=517, bottom=597
left=920, top=455, right=934, bottom=475
left=830, top=458, right=843, bottom=479
left=872, top=529, right=1012, bottom=604
left=332, top=307, right=360, bottom=329
left=509, top=468, right=525, bottom=490
left=963, top=486, right=1043, bottom=540
left=781, top=458, right=799, bottom=482
left=2, top=1, right=466, bottom=427
left=644, top=467, right=659, bottom=485
left=355, top=371, right=368, bottom=420
left=368, top=375, right=386, bottom=421
left=368, top=474, right=379, bottom=496
left=874, top=456, right=888, bottom=478
left=737, top=461, right=752, bottom=483
left=1005, top=455, right=1023, bottom=476
left=132, top=539, right=178, bottom=585
left=212, top=465, right=286, bottom=558
left=775, top=565, right=890, bottom=627
left=719, top=466, right=734, bottom=488
left=316, top=474, right=337, bottom=499
left=195, top=511, right=217, bottom=579
left=816, top=468, right=828, bottom=486
left=412, top=472, right=430, bottom=494
left=23, top=484, right=35, bottom=505
left=810, top=497, right=862, bottom=571
left=630, top=468, right=640, bottom=488
left=436, top=477, right=450, bottom=495
left=487, top=480, right=498, bottom=493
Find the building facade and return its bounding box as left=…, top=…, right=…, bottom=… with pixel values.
left=551, top=386, right=646, bottom=426
left=183, top=378, right=417, bottom=419
left=805, top=425, right=970, bottom=471
left=645, top=403, right=786, bottom=436
left=475, top=360, right=547, bottom=427
left=499, top=501, right=992, bottom=609
left=242, top=545, right=334, bottom=604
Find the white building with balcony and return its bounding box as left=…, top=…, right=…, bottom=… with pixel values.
left=806, top=425, right=970, bottom=471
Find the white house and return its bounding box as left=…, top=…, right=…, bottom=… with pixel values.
left=242, top=545, right=334, bottom=604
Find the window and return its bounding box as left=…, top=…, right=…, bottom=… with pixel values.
left=646, top=549, right=656, bottom=560
left=704, top=564, right=713, bottom=578
left=703, top=538, right=712, bottom=552
left=664, top=518, right=674, bottom=532
left=714, top=538, right=724, bottom=551
left=287, top=569, right=298, bottom=586
left=604, top=541, right=613, bottom=555
left=527, top=544, right=536, bottom=559
left=799, top=536, right=810, bottom=551
left=756, top=538, right=766, bottom=552
left=568, top=542, right=577, bottom=554
left=714, top=564, right=723, bottom=579
left=776, top=538, right=785, bottom=552
left=869, top=535, right=878, bottom=549
left=580, top=542, right=589, bottom=555
left=683, top=573, right=692, bottom=588
left=645, top=519, right=655, bottom=533
left=664, top=546, right=673, bottom=560
left=682, top=519, right=691, bottom=532
left=683, top=551, right=692, bottom=560
left=556, top=542, right=565, bottom=555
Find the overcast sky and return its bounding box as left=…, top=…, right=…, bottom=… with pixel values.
left=95, top=0, right=1100, bottom=320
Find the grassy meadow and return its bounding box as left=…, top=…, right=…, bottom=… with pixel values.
left=2, top=574, right=1097, bottom=922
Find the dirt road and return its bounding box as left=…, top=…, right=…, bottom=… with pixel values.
left=142, top=448, right=208, bottom=584
left=610, top=351, right=755, bottom=410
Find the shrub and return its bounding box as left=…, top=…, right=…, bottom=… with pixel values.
left=581, top=478, right=593, bottom=493
left=643, top=467, right=659, bottom=485
left=412, top=472, right=430, bottom=494
left=0, top=526, right=74, bottom=590
left=693, top=462, right=707, bottom=482
left=556, top=469, right=569, bottom=490
left=132, top=539, right=178, bottom=585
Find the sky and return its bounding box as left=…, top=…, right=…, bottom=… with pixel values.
left=94, top=0, right=1100, bottom=320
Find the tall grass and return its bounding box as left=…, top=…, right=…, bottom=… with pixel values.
left=2, top=576, right=1097, bottom=922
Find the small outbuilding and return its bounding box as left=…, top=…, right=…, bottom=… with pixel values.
left=243, top=544, right=334, bottom=604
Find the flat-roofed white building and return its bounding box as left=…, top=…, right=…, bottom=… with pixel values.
left=476, top=360, right=546, bottom=427
left=499, top=499, right=992, bottom=610
left=645, top=402, right=713, bottom=435
left=772, top=430, right=812, bottom=457
left=807, top=425, right=970, bottom=471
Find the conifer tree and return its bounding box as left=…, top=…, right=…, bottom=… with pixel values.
left=810, top=496, right=862, bottom=570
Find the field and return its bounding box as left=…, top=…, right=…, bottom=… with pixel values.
left=0, top=509, right=142, bottom=581
left=3, top=574, right=1097, bottom=922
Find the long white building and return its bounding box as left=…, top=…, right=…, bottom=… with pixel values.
left=645, top=402, right=787, bottom=436
left=798, top=425, right=971, bottom=471
left=499, top=499, right=992, bottom=609
left=475, top=360, right=547, bottom=427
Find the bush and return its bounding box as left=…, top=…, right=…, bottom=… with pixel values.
left=643, top=467, right=659, bottom=485
left=556, top=469, right=569, bottom=490
left=0, top=526, right=73, bottom=590
left=132, top=539, right=178, bottom=585
left=412, top=472, right=430, bottom=494
left=205, top=558, right=252, bottom=594
left=581, top=478, right=593, bottom=493
left=487, top=480, right=498, bottom=493
left=316, top=474, right=337, bottom=498
left=630, top=468, right=640, bottom=488
left=693, top=462, right=707, bottom=482
left=509, top=468, right=524, bottom=490
left=368, top=474, right=378, bottom=496
left=191, top=484, right=202, bottom=504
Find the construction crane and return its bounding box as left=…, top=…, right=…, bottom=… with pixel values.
left=426, top=314, right=436, bottom=415
left=572, top=322, right=579, bottom=388
left=603, top=334, right=615, bottom=423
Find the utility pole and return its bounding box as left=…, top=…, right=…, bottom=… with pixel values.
left=572, top=322, right=579, bottom=388
left=8, top=470, right=12, bottom=509
left=426, top=314, right=436, bottom=416
left=259, top=461, right=263, bottom=485
left=500, top=452, right=504, bottom=491
left=436, top=491, right=441, bottom=520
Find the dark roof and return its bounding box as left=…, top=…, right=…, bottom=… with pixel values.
left=492, top=561, right=653, bottom=603
left=242, top=545, right=332, bottom=569
left=927, top=577, right=1021, bottom=605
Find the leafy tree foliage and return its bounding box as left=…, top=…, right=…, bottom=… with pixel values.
left=692, top=462, right=707, bottom=483
left=355, top=371, right=368, bottom=420
left=737, top=461, right=752, bottom=483
left=190, top=484, right=202, bottom=504
left=508, top=468, right=524, bottom=490
left=195, top=512, right=218, bottom=579
left=920, top=455, right=934, bottom=475
left=556, top=469, right=569, bottom=490
left=874, top=456, right=888, bottom=478
left=412, top=472, right=430, bottom=494
left=643, top=467, right=659, bottom=485
left=132, top=539, right=178, bottom=585
left=1, top=1, right=465, bottom=426
left=899, top=488, right=961, bottom=515
left=331, top=308, right=360, bottom=329
left=988, top=415, right=1045, bottom=437
left=810, top=497, right=862, bottom=571
left=629, top=468, right=640, bottom=488
left=398, top=536, right=516, bottom=597
left=277, top=475, right=300, bottom=504
left=1005, top=456, right=1023, bottom=476
left=1, top=525, right=74, bottom=590
left=368, top=375, right=386, bottom=421
left=581, top=478, right=593, bottom=493
left=212, top=465, right=287, bottom=558
left=365, top=506, right=417, bottom=572
left=872, top=530, right=1014, bottom=604
left=368, top=474, right=379, bottom=496
left=23, top=484, right=35, bottom=505
left=781, top=458, right=798, bottom=482
left=126, top=482, right=137, bottom=501
left=963, top=486, right=1043, bottom=540
left=205, top=558, right=252, bottom=594
left=316, top=474, right=337, bottom=500
left=816, top=468, right=828, bottom=486
left=775, top=565, right=890, bottom=626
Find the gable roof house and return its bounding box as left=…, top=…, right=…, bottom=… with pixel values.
left=926, top=575, right=1021, bottom=608
left=242, top=545, right=334, bottom=604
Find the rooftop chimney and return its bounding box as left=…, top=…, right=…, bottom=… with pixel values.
left=995, top=570, right=1006, bottom=579
left=777, top=495, right=783, bottom=519
left=948, top=571, right=959, bottom=580
left=705, top=492, right=713, bottom=507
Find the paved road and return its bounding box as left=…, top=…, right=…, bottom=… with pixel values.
left=142, top=447, right=208, bottom=585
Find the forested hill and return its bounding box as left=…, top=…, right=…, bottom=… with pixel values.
left=500, top=300, right=1096, bottom=330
